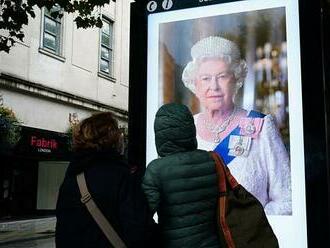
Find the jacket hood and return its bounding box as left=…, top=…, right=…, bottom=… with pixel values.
left=154, top=103, right=197, bottom=157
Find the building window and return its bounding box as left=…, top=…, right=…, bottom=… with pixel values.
left=42, top=7, right=62, bottom=55
left=99, top=18, right=114, bottom=77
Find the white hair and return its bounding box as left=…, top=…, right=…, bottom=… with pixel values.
left=182, top=36, right=248, bottom=94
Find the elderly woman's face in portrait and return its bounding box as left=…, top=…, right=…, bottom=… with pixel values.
left=195, top=58, right=236, bottom=112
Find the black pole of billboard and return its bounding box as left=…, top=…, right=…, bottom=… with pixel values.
left=128, top=0, right=148, bottom=170
left=321, top=0, right=330, bottom=240
left=322, top=0, right=330, bottom=178
left=299, top=0, right=330, bottom=246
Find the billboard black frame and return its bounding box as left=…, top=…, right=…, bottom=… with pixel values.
left=128, top=0, right=330, bottom=246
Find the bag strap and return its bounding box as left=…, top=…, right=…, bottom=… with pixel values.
left=210, top=151, right=237, bottom=248
left=211, top=151, right=227, bottom=194
left=76, top=172, right=127, bottom=248
left=210, top=151, right=239, bottom=191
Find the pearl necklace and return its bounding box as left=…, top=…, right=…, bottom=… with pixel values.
left=203, top=106, right=237, bottom=143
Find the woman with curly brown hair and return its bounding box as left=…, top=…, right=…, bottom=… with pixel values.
left=56, top=112, right=154, bottom=247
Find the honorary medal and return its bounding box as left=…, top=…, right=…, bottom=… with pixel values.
left=228, top=135, right=252, bottom=157
left=245, top=122, right=256, bottom=135
left=239, top=117, right=264, bottom=138
left=244, top=118, right=256, bottom=135
left=234, top=143, right=245, bottom=156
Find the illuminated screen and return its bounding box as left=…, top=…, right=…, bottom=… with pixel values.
left=146, top=0, right=307, bottom=247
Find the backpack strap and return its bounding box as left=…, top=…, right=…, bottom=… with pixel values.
left=76, top=172, right=127, bottom=248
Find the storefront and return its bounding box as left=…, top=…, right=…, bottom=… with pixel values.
left=0, top=126, right=70, bottom=220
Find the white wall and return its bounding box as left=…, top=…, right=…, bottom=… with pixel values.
left=0, top=0, right=131, bottom=112
left=0, top=88, right=93, bottom=132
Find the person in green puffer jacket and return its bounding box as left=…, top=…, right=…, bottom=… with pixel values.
left=142, top=103, right=220, bottom=248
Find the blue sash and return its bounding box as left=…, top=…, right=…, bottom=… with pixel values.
left=213, top=110, right=265, bottom=165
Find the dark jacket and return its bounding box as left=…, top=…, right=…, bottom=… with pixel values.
left=56, top=149, right=153, bottom=248
left=142, top=103, right=220, bottom=248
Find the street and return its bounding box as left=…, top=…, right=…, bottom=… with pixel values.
left=0, top=237, right=55, bottom=248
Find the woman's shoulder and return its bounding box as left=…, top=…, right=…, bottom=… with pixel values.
left=243, top=109, right=277, bottom=124
left=237, top=109, right=273, bottom=138
left=242, top=111, right=280, bottom=138
left=70, top=150, right=130, bottom=175
left=246, top=110, right=266, bottom=118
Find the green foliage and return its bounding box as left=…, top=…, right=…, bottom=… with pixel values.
left=65, top=123, right=78, bottom=151
left=0, top=0, right=116, bottom=53
left=0, top=105, right=21, bottom=148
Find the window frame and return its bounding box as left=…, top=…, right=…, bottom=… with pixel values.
left=40, top=6, right=64, bottom=58
left=98, top=16, right=115, bottom=81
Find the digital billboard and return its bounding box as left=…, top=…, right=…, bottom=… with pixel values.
left=146, top=0, right=307, bottom=247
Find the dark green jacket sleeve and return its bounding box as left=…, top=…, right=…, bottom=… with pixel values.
left=142, top=163, right=160, bottom=214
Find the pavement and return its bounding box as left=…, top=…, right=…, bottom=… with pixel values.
left=0, top=237, right=55, bottom=248
left=0, top=217, right=56, bottom=247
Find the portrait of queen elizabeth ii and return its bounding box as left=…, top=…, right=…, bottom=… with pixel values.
left=182, top=36, right=292, bottom=215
